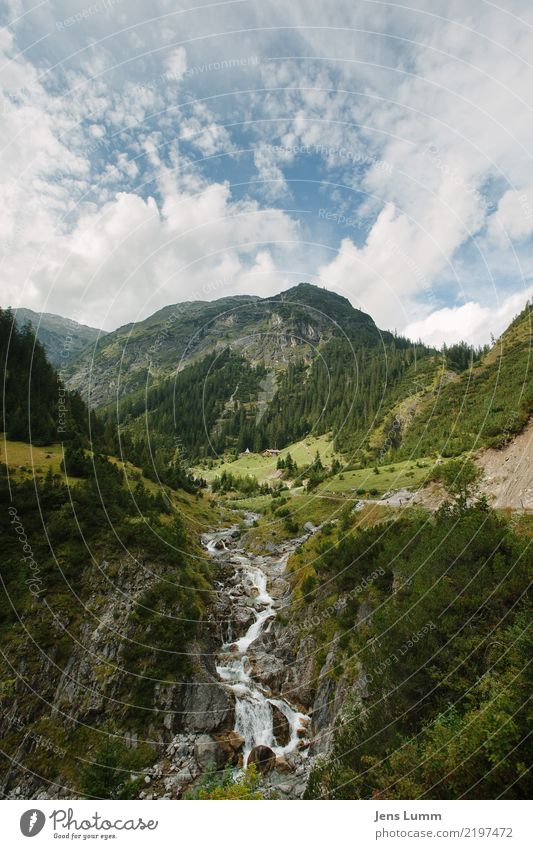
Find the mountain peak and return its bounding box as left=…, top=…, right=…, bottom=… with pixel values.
left=268, top=282, right=377, bottom=328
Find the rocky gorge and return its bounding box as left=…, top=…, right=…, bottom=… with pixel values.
left=0, top=506, right=361, bottom=801
left=139, top=514, right=360, bottom=799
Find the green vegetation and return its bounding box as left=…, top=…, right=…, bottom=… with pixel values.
left=184, top=763, right=263, bottom=799
left=112, top=347, right=267, bottom=461
left=396, top=301, right=532, bottom=458
left=211, top=470, right=273, bottom=496
left=316, top=456, right=436, bottom=496
left=0, top=307, right=98, bottom=445
left=80, top=733, right=154, bottom=799
left=435, top=457, right=484, bottom=512
left=197, top=432, right=341, bottom=485
left=305, top=493, right=532, bottom=799
left=0, top=453, right=213, bottom=788
left=0, top=308, right=216, bottom=794
left=365, top=609, right=532, bottom=799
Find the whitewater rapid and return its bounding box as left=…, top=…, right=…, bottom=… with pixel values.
left=203, top=522, right=310, bottom=764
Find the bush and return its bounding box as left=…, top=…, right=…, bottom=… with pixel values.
left=184, top=764, right=262, bottom=799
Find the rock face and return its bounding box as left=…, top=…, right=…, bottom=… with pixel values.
left=0, top=543, right=238, bottom=799
left=248, top=745, right=276, bottom=774
left=232, top=605, right=256, bottom=630
left=271, top=704, right=291, bottom=747
left=180, top=674, right=235, bottom=734
left=194, top=735, right=227, bottom=770
left=249, top=652, right=286, bottom=691
left=476, top=417, right=533, bottom=510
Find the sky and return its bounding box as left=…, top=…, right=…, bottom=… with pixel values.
left=1, top=0, right=533, bottom=345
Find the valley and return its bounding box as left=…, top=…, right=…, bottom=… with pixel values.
left=0, top=286, right=531, bottom=801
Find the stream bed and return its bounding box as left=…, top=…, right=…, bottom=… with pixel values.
left=203, top=518, right=311, bottom=768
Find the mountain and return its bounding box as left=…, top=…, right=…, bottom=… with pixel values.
left=12, top=307, right=105, bottom=369
left=63, top=283, right=433, bottom=461
left=64, top=284, right=394, bottom=407
left=20, top=285, right=531, bottom=468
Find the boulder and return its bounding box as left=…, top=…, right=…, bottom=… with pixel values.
left=214, top=730, right=245, bottom=765
left=271, top=704, right=291, bottom=747
left=181, top=676, right=235, bottom=733
left=249, top=653, right=285, bottom=691
left=194, top=735, right=227, bottom=770
left=247, top=745, right=276, bottom=774
left=269, top=577, right=289, bottom=599
left=233, top=606, right=256, bottom=629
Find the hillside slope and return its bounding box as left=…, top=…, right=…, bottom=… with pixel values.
left=393, top=301, right=532, bottom=459
left=0, top=318, right=231, bottom=799
left=477, top=416, right=533, bottom=509
left=13, top=307, right=105, bottom=368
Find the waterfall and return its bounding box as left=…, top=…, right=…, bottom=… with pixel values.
left=203, top=519, right=310, bottom=767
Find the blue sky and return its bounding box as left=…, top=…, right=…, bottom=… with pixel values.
left=1, top=0, right=533, bottom=344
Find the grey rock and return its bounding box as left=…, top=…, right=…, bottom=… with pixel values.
left=233, top=606, right=256, bottom=630
left=194, top=735, right=227, bottom=770
left=271, top=704, right=291, bottom=747
left=249, top=653, right=285, bottom=691
left=179, top=675, right=235, bottom=733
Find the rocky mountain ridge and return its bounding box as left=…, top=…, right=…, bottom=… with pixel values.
left=62, top=283, right=391, bottom=408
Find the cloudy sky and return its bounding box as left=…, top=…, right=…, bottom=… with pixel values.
left=1, top=0, right=533, bottom=345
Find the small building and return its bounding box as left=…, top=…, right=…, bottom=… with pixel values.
left=263, top=448, right=281, bottom=457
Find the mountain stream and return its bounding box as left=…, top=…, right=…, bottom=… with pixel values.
left=202, top=518, right=310, bottom=765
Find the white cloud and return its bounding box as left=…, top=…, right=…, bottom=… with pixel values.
left=0, top=17, right=295, bottom=328
left=165, top=47, right=187, bottom=81
left=253, top=147, right=289, bottom=201
left=403, top=288, right=533, bottom=348
left=251, top=2, right=533, bottom=320
left=487, top=187, right=533, bottom=244
left=2, top=0, right=533, bottom=340
left=316, top=200, right=468, bottom=329
left=7, top=174, right=298, bottom=329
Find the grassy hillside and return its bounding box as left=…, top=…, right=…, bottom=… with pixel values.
left=0, top=435, right=223, bottom=535
left=195, top=432, right=340, bottom=483
left=316, top=456, right=436, bottom=496
left=395, top=302, right=532, bottom=459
